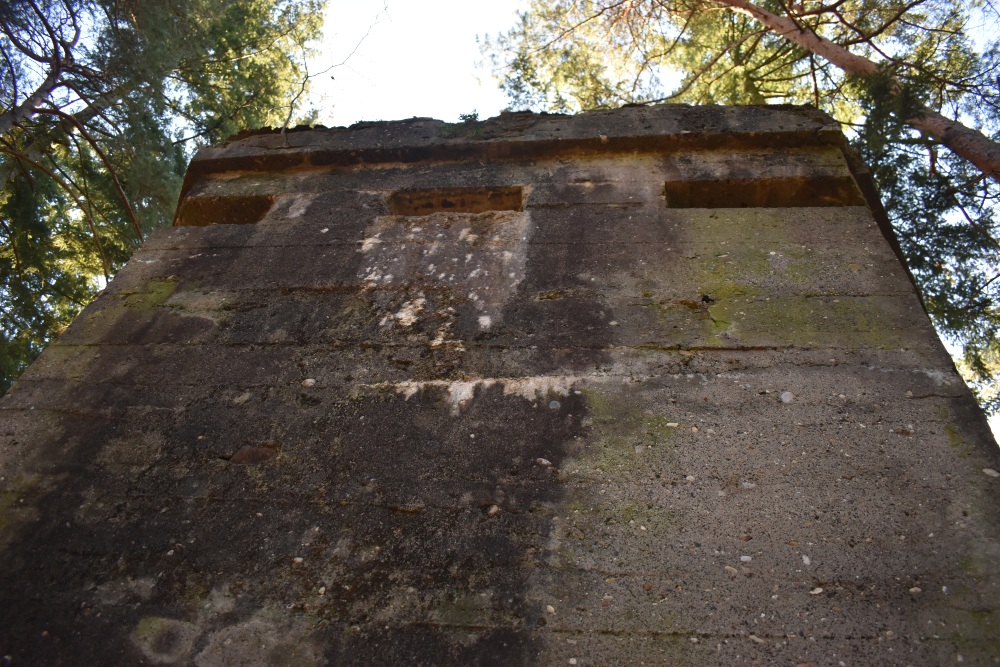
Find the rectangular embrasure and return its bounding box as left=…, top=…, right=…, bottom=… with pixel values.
left=173, top=194, right=275, bottom=226
left=388, top=187, right=524, bottom=215
left=664, top=176, right=866, bottom=208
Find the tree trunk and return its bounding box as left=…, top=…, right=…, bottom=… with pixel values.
left=0, top=67, right=63, bottom=137
left=0, top=87, right=126, bottom=190
left=717, top=0, right=1000, bottom=183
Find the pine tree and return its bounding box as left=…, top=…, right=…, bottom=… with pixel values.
left=0, top=0, right=326, bottom=393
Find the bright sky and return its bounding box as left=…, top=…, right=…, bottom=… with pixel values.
left=307, top=0, right=527, bottom=127
left=306, top=1, right=999, bottom=442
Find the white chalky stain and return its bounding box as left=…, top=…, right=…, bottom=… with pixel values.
left=360, top=235, right=382, bottom=253
left=285, top=193, right=316, bottom=218
left=393, top=297, right=426, bottom=327
left=918, top=368, right=953, bottom=386
left=356, top=211, right=532, bottom=332
left=377, top=376, right=582, bottom=415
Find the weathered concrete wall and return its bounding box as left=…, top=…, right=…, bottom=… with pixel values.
left=1, top=106, right=999, bottom=665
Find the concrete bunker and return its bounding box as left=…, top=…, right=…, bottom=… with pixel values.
left=0, top=106, right=998, bottom=666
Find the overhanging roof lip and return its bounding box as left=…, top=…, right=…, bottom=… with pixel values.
left=184, top=104, right=843, bottom=176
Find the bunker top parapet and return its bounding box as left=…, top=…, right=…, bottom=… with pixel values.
left=182, top=105, right=849, bottom=187
left=178, top=104, right=901, bottom=286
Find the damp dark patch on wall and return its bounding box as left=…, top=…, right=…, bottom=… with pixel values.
left=0, top=372, right=589, bottom=663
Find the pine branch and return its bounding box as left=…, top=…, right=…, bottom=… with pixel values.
left=0, top=144, right=110, bottom=279
left=32, top=106, right=144, bottom=243
left=717, top=0, right=1000, bottom=184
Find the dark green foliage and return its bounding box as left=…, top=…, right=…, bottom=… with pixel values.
left=0, top=167, right=93, bottom=390
left=855, top=79, right=1000, bottom=412
left=0, top=0, right=325, bottom=393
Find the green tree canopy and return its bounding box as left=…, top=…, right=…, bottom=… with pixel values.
left=485, top=0, right=1000, bottom=413
left=0, top=0, right=325, bottom=393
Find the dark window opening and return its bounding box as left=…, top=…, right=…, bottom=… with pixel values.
left=664, top=177, right=865, bottom=208
left=388, top=187, right=524, bottom=215
left=173, top=194, right=275, bottom=226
